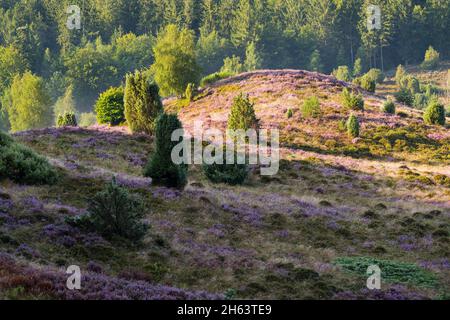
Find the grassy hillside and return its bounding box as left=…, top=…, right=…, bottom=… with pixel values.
left=1, top=69, right=449, bottom=300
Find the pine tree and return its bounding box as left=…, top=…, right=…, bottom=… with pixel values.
left=227, top=93, right=259, bottom=131
left=244, top=42, right=262, bottom=72
left=346, top=114, right=360, bottom=138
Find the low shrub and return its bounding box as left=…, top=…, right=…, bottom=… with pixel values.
left=185, top=83, right=196, bottom=102
left=332, top=66, right=351, bottom=82
left=381, top=100, right=396, bottom=114
left=359, top=75, right=376, bottom=92
left=286, top=108, right=293, bottom=119
left=57, top=112, right=77, bottom=127
left=200, top=71, right=234, bottom=87
left=227, top=93, right=259, bottom=131
left=95, top=87, right=125, bottom=126
left=394, top=88, right=413, bottom=106
left=423, top=101, right=446, bottom=126
left=346, top=114, right=360, bottom=138
left=335, top=257, right=437, bottom=287
left=421, top=46, right=440, bottom=70
left=365, top=68, right=384, bottom=84
left=301, top=96, right=321, bottom=118
left=0, top=131, right=57, bottom=185
left=203, top=151, right=248, bottom=185
left=342, top=88, right=364, bottom=111
left=68, top=178, right=148, bottom=243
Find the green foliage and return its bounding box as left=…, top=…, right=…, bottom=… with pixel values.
left=0, top=45, right=28, bottom=94
left=196, top=29, right=232, bottom=76
left=423, top=101, right=446, bottom=126
left=413, top=93, right=431, bottom=110
left=221, top=55, right=244, bottom=75
left=365, top=68, right=384, bottom=84
left=346, top=114, right=360, bottom=138
left=301, top=96, right=322, bottom=118
left=200, top=71, right=234, bottom=87
left=355, top=74, right=376, bottom=92
left=151, top=24, right=200, bottom=97
left=332, top=66, right=351, bottom=82
left=352, top=58, right=362, bottom=77
left=381, top=100, right=396, bottom=114
left=95, top=87, right=125, bottom=126
left=53, top=86, right=77, bottom=125
left=0, top=131, right=57, bottom=185
left=57, top=112, right=77, bottom=127
left=309, top=50, right=323, bottom=73
left=79, top=113, right=97, bottom=127
left=203, top=150, right=248, bottom=185
left=342, top=88, right=364, bottom=111
left=185, top=83, right=196, bottom=102
left=3, top=72, right=52, bottom=132
left=244, top=42, right=261, bottom=72
left=421, top=46, right=440, bottom=70
left=227, top=93, right=258, bottom=131
left=335, top=257, right=437, bottom=288
left=394, top=87, right=414, bottom=106
left=144, top=113, right=187, bottom=189
left=69, top=178, right=148, bottom=243
left=124, top=71, right=163, bottom=135
left=395, top=65, right=406, bottom=86
left=286, top=108, right=293, bottom=119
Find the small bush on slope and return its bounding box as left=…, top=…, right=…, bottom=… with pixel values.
left=68, top=178, right=148, bottom=243
left=144, top=113, right=187, bottom=189
left=203, top=151, right=248, bottom=185
left=227, top=93, right=259, bottom=131
left=394, top=87, right=414, bottom=106
left=335, top=257, right=437, bottom=288
left=301, top=96, right=322, bottom=118
left=0, top=131, right=57, bottom=185
left=342, top=88, right=364, bottom=111
left=95, top=87, right=125, bottom=126
left=200, top=71, right=234, bottom=87
left=57, top=112, right=77, bottom=127
left=346, top=114, right=360, bottom=138
left=423, top=101, right=446, bottom=126
left=332, top=66, right=351, bottom=82
left=421, top=46, right=440, bottom=70
left=381, top=100, right=396, bottom=114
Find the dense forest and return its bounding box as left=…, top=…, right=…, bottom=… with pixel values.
left=0, top=0, right=449, bottom=130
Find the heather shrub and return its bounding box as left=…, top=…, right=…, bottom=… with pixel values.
left=394, top=87, right=413, bottom=106
left=68, top=178, right=148, bottom=243
left=0, top=131, right=57, bottom=185
left=423, top=101, right=446, bottom=126
left=57, top=112, right=77, bottom=127
left=301, top=96, right=322, bottom=118
left=421, top=46, right=440, bottom=70
left=200, top=71, right=233, bottom=87
left=95, top=87, right=125, bottom=126
left=332, top=66, right=351, bottom=82
left=144, top=113, right=187, bottom=189
left=382, top=100, right=396, bottom=114
left=227, top=93, right=259, bottom=131
left=203, top=151, right=248, bottom=185
left=342, top=88, right=364, bottom=111
left=124, top=71, right=163, bottom=135
left=346, top=114, right=360, bottom=138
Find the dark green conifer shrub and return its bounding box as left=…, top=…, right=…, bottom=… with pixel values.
left=57, top=112, right=77, bottom=127
left=342, top=88, right=364, bottom=111
left=382, top=100, right=396, bottom=114
left=346, top=114, right=360, bottom=138
left=144, top=113, right=187, bottom=189
left=301, top=96, right=322, bottom=118
left=227, top=93, right=259, bottom=131
left=423, top=101, right=446, bottom=126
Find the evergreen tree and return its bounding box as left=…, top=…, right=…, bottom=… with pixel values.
left=228, top=93, right=259, bottom=131
left=124, top=71, right=163, bottom=135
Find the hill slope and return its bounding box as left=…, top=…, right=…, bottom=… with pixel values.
left=1, top=70, right=449, bottom=300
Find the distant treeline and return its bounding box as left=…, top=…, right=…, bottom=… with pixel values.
left=0, top=0, right=449, bottom=114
